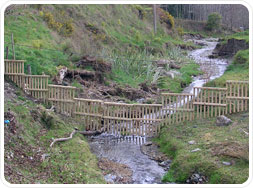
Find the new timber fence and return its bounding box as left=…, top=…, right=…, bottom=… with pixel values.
left=4, top=59, right=250, bottom=137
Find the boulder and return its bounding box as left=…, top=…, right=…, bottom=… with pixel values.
left=216, top=115, right=232, bottom=126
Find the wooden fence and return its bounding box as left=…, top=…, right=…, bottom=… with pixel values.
left=4, top=60, right=25, bottom=87
left=23, top=75, right=49, bottom=101
left=48, top=85, right=76, bottom=116
left=4, top=59, right=250, bottom=137
left=162, top=93, right=194, bottom=125
left=226, top=80, right=249, bottom=113
left=193, top=87, right=227, bottom=118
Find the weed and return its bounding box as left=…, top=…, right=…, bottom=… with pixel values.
left=41, top=111, right=54, bottom=129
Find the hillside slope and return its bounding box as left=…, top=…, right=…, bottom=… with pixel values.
left=4, top=81, right=105, bottom=184
left=4, top=4, right=201, bottom=102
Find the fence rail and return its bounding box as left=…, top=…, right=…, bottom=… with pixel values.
left=4, top=59, right=250, bottom=137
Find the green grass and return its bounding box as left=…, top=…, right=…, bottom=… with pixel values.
left=154, top=112, right=249, bottom=184
left=4, top=5, right=199, bottom=88
left=4, top=85, right=105, bottom=184
left=205, top=49, right=249, bottom=87
left=222, top=30, right=249, bottom=44
left=4, top=8, right=72, bottom=77
left=157, top=62, right=201, bottom=93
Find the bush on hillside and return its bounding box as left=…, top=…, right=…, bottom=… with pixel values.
left=42, top=11, right=74, bottom=37
left=177, top=27, right=184, bottom=36
left=159, top=8, right=175, bottom=29
left=206, top=12, right=222, bottom=31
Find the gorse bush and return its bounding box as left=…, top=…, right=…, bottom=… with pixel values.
left=42, top=11, right=74, bottom=36
left=177, top=27, right=184, bottom=36
left=206, top=12, right=222, bottom=31
left=159, top=8, right=175, bottom=29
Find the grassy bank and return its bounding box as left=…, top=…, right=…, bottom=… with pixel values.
left=4, top=82, right=105, bottom=184
left=4, top=5, right=201, bottom=94
left=205, top=49, right=249, bottom=87
left=154, top=112, right=249, bottom=184
left=204, top=29, right=249, bottom=88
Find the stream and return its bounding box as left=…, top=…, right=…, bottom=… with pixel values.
left=87, top=37, right=229, bottom=184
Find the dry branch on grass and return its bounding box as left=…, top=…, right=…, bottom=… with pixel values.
left=50, top=129, right=103, bottom=147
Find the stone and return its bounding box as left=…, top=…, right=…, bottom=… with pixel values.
left=191, top=148, right=201, bottom=152
left=158, top=160, right=172, bottom=168
left=222, top=161, right=231, bottom=166
left=216, top=115, right=232, bottom=126
left=104, top=174, right=117, bottom=183
left=160, top=70, right=181, bottom=79
left=188, top=140, right=196, bottom=145
left=136, top=98, right=146, bottom=104
left=144, top=141, right=152, bottom=146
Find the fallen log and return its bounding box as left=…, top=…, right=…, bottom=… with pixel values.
left=50, top=128, right=103, bottom=147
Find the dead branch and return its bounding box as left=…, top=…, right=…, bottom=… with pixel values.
left=50, top=130, right=77, bottom=147
left=50, top=129, right=104, bottom=147
left=240, top=128, right=249, bottom=136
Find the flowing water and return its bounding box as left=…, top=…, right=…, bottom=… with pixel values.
left=88, top=38, right=229, bottom=184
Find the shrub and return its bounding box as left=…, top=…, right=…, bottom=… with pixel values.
left=177, top=27, right=184, bottom=36
left=159, top=8, right=175, bottom=29
left=206, top=12, right=222, bottom=31
left=41, top=111, right=54, bottom=129
left=134, top=5, right=147, bottom=20
left=42, top=11, right=74, bottom=36
left=31, top=40, right=44, bottom=49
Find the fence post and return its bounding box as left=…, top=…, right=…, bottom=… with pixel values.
left=5, top=46, right=9, bottom=59
left=11, top=33, right=15, bottom=60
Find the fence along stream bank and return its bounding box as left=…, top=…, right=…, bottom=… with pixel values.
left=4, top=59, right=249, bottom=137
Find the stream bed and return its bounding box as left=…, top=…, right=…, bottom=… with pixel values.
left=87, top=38, right=229, bottom=184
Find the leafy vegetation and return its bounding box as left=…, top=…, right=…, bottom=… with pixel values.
left=154, top=112, right=249, bottom=184
left=206, top=12, right=222, bottom=31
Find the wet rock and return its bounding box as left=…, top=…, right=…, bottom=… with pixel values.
left=188, top=140, right=196, bottom=145
left=191, top=148, right=201, bottom=152
left=216, top=115, right=232, bottom=126
left=222, top=161, right=231, bottom=166
left=186, top=173, right=207, bottom=184
left=104, top=174, right=117, bottom=183
left=141, top=143, right=168, bottom=162
left=144, top=141, right=152, bottom=146
left=158, top=160, right=172, bottom=170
